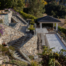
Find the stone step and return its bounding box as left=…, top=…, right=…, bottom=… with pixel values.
left=14, top=51, right=25, bottom=59
left=12, top=36, right=26, bottom=48
left=12, top=36, right=30, bottom=48
left=13, top=51, right=30, bottom=64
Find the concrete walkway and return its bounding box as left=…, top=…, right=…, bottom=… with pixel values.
left=36, top=28, right=48, bottom=46
left=36, top=28, right=48, bottom=34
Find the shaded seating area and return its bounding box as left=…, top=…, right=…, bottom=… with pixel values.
left=36, top=16, right=61, bottom=31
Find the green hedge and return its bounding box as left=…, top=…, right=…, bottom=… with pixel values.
left=58, top=26, right=66, bottom=34
left=13, top=8, right=37, bottom=19
left=30, top=19, right=35, bottom=25
left=19, top=11, right=37, bottom=19
left=28, top=25, right=35, bottom=30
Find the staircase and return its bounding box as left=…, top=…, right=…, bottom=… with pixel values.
left=11, top=35, right=31, bottom=63
left=12, top=36, right=25, bottom=48
left=13, top=50, right=30, bottom=64
left=11, top=9, right=28, bottom=25
left=16, top=14, right=28, bottom=25
left=12, top=16, right=24, bottom=25
left=12, top=35, right=31, bottom=48
left=12, top=16, right=28, bottom=33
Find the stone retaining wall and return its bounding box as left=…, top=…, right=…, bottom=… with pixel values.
left=8, top=11, right=12, bottom=23
left=21, top=35, right=37, bottom=56
left=0, top=11, right=12, bottom=25
left=0, top=24, right=24, bottom=45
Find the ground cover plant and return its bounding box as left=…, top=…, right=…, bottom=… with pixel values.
left=58, top=26, right=66, bottom=37
left=39, top=46, right=66, bottom=66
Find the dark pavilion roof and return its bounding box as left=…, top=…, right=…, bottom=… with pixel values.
left=37, top=16, right=61, bottom=23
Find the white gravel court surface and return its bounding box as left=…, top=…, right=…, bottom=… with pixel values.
left=46, top=34, right=66, bottom=53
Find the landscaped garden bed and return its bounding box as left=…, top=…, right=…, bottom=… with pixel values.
left=39, top=46, right=66, bottom=66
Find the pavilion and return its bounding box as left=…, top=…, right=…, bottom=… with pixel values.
left=36, top=16, right=61, bottom=31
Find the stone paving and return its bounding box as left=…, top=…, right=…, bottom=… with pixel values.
left=46, top=34, right=66, bottom=53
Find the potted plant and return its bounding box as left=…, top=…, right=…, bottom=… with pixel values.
left=28, top=25, right=35, bottom=34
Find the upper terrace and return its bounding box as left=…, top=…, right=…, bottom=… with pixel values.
left=0, top=10, right=10, bottom=15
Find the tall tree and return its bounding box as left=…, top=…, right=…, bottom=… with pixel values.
left=28, top=0, right=44, bottom=17
left=0, top=0, right=25, bottom=10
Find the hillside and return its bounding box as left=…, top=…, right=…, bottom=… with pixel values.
left=59, top=19, right=66, bottom=29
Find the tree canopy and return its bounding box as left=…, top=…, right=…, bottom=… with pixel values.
left=0, top=0, right=25, bottom=10
left=28, top=0, right=44, bottom=17
left=45, top=2, right=66, bottom=18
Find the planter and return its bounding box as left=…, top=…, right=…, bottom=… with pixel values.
left=2, top=42, right=7, bottom=46
left=30, top=30, right=34, bottom=35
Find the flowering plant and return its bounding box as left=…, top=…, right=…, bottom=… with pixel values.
left=0, top=25, right=3, bottom=37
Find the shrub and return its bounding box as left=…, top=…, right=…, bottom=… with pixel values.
left=55, top=60, right=62, bottom=66
left=58, top=26, right=66, bottom=34
left=30, top=19, right=35, bottom=25
left=9, top=59, right=27, bottom=66
left=1, top=45, right=14, bottom=59
left=29, top=55, right=34, bottom=60
left=0, top=19, right=3, bottom=23
left=19, top=11, right=37, bottom=19
left=28, top=25, right=35, bottom=31
left=31, top=61, right=39, bottom=66
left=9, top=46, right=15, bottom=51
left=2, top=45, right=9, bottom=56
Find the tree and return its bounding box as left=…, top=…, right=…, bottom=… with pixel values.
left=45, top=2, right=66, bottom=18
left=14, top=0, right=25, bottom=11
left=28, top=0, right=44, bottom=17
left=0, top=0, right=25, bottom=10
